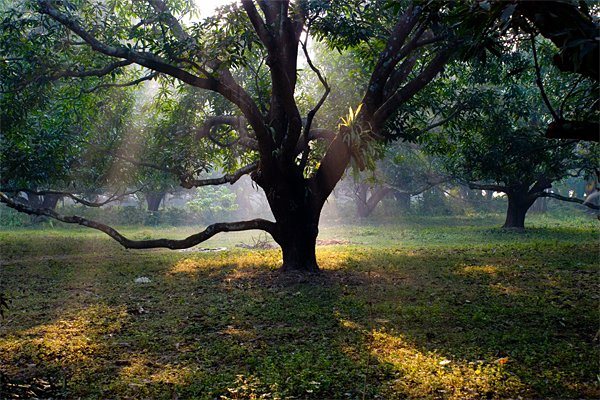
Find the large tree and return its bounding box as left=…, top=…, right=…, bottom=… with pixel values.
left=1, top=0, right=465, bottom=271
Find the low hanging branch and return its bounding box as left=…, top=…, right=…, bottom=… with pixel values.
left=539, top=191, right=600, bottom=211
left=0, top=191, right=278, bottom=249
left=0, top=187, right=142, bottom=208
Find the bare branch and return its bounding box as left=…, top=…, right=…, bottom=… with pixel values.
left=539, top=191, right=600, bottom=210
left=468, top=182, right=508, bottom=192
left=299, top=23, right=330, bottom=170
left=81, top=72, right=159, bottom=93
left=530, top=34, right=560, bottom=121
left=180, top=162, right=259, bottom=189
left=1, top=188, right=142, bottom=207
left=0, top=191, right=277, bottom=249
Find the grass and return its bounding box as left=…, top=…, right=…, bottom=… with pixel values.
left=0, top=214, right=598, bottom=399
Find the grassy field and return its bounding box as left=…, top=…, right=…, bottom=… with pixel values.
left=0, top=214, right=598, bottom=399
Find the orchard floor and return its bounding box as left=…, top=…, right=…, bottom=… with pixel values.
left=0, top=214, right=598, bottom=399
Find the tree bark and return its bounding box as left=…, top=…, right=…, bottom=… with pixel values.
left=355, top=184, right=392, bottom=218
left=278, top=221, right=319, bottom=273
left=503, top=191, right=534, bottom=229
left=259, top=170, right=321, bottom=273
left=41, top=193, right=62, bottom=210
left=145, top=191, right=165, bottom=212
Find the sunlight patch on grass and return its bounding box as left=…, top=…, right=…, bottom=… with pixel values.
left=169, top=257, right=215, bottom=274
left=0, top=304, right=127, bottom=376
left=370, top=330, right=530, bottom=399
left=489, top=282, right=523, bottom=296
left=460, top=264, right=500, bottom=276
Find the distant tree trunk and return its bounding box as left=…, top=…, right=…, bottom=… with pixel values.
left=145, top=191, right=165, bottom=212
left=41, top=193, right=62, bottom=210
left=395, top=192, right=411, bottom=211
left=355, top=183, right=392, bottom=218
left=530, top=196, right=547, bottom=213
left=503, top=190, right=536, bottom=229
left=30, top=193, right=62, bottom=223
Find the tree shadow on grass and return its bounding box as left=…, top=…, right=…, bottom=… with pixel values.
left=0, top=240, right=598, bottom=399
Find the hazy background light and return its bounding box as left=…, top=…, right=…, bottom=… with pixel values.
left=195, top=0, right=236, bottom=16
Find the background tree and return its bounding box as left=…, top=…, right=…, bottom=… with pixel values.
left=453, top=0, right=599, bottom=141
left=422, top=50, right=598, bottom=228
left=343, top=142, right=448, bottom=218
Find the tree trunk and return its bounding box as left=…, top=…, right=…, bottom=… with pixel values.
left=395, top=192, right=411, bottom=211
left=41, top=193, right=62, bottom=210
left=145, top=191, right=165, bottom=212
left=355, top=184, right=391, bottom=218
left=503, top=191, right=534, bottom=229
left=278, top=221, right=319, bottom=273
left=260, top=171, right=321, bottom=273
left=355, top=183, right=370, bottom=218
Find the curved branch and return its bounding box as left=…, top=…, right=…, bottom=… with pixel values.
left=0, top=191, right=277, bottom=249
left=180, top=162, right=259, bottom=189
left=530, top=34, right=560, bottom=121
left=539, top=191, right=600, bottom=210
left=193, top=116, right=259, bottom=150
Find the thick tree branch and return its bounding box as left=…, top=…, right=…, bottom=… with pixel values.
left=546, top=120, right=599, bottom=142
left=0, top=191, right=277, bottom=249
left=241, top=0, right=274, bottom=50
left=310, top=131, right=351, bottom=204
left=37, top=0, right=269, bottom=151
left=372, top=49, right=452, bottom=130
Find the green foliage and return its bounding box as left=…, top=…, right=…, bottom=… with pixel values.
left=420, top=48, right=592, bottom=189
left=188, top=186, right=239, bottom=223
